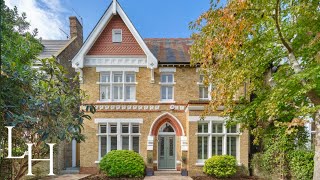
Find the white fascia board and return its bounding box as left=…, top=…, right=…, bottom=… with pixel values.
left=116, top=3, right=158, bottom=69
left=96, top=67, right=139, bottom=72
left=188, top=116, right=228, bottom=122
left=95, top=118, right=143, bottom=124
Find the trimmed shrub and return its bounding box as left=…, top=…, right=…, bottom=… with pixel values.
left=203, top=155, right=237, bottom=178
left=289, top=150, right=314, bottom=180
left=99, top=150, right=145, bottom=178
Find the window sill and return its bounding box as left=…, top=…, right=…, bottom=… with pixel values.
left=95, top=160, right=100, bottom=164
left=158, top=101, right=176, bottom=104
left=97, top=100, right=138, bottom=103
left=158, top=82, right=176, bottom=85
left=195, top=162, right=205, bottom=166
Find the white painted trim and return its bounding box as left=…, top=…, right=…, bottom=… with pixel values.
left=95, top=118, right=143, bottom=124
left=71, top=139, right=77, bottom=167
left=85, top=57, right=147, bottom=67
left=72, top=1, right=158, bottom=69
left=188, top=116, right=227, bottom=122
left=159, top=67, right=176, bottom=72
left=96, top=67, right=139, bottom=72
left=149, top=112, right=185, bottom=136
left=186, top=106, right=205, bottom=112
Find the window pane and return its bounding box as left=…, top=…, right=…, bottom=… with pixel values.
left=110, top=124, right=117, bottom=133
left=113, top=85, right=123, bottom=100
left=125, top=73, right=135, bottom=82
left=100, top=86, right=110, bottom=100
left=112, top=30, right=122, bottom=42
left=212, top=136, right=223, bottom=155
left=167, top=74, right=173, bottom=83
left=227, top=137, right=237, bottom=157
left=132, top=125, right=139, bottom=133
left=100, top=125, right=107, bottom=133
left=113, top=72, right=123, bottom=82
left=125, top=86, right=135, bottom=100
left=161, top=74, right=166, bottom=83
left=169, top=137, right=174, bottom=156
left=203, top=136, right=208, bottom=159
left=212, top=123, right=223, bottom=133
left=101, top=73, right=110, bottom=82
left=111, top=136, right=117, bottom=150
left=122, top=136, right=129, bottom=150
left=199, top=74, right=204, bottom=83
left=227, top=125, right=237, bottom=133
left=198, top=136, right=208, bottom=159
left=161, top=86, right=167, bottom=99
left=217, top=137, right=223, bottom=155
left=101, top=136, right=107, bottom=158
left=132, top=136, right=139, bottom=153
left=122, top=125, right=129, bottom=133
left=198, top=123, right=208, bottom=133
left=197, top=137, right=202, bottom=159
left=167, top=86, right=173, bottom=99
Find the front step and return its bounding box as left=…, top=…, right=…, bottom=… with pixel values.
left=60, top=167, right=79, bottom=174
left=154, top=170, right=181, bottom=176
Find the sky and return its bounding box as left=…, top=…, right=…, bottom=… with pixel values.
left=4, top=0, right=213, bottom=40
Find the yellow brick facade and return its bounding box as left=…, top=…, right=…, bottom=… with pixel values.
left=79, top=66, right=249, bottom=175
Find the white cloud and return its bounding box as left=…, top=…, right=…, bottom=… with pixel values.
left=4, top=0, right=70, bottom=40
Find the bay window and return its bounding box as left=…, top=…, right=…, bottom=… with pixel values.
left=98, top=122, right=140, bottom=159
left=197, top=120, right=240, bottom=163
left=99, top=71, right=136, bottom=102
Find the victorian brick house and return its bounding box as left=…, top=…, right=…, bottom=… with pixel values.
left=72, top=0, right=249, bottom=175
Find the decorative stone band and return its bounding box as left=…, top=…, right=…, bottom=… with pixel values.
left=84, top=56, right=147, bottom=67
left=81, top=103, right=186, bottom=112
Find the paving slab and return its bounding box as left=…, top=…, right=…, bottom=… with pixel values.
left=41, top=174, right=90, bottom=180
left=144, top=176, right=192, bottom=180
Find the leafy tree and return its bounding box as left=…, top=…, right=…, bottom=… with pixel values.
left=0, top=1, right=94, bottom=179
left=190, top=0, right=320, bottom=179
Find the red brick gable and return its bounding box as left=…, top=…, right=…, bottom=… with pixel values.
left=87, top=15, right=145, bottom=56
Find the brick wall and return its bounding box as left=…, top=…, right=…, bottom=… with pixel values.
left=79, top=65, right=249, bottom=174
left=87, top=15, right=145, bottom=56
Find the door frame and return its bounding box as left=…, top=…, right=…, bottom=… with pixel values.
left=157, top=129, right=176, bottom=170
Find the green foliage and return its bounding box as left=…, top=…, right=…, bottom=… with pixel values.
left=0, top=1, right=94, bottom=179
left=99, top=150, right=145, bottom=178
left=251, top=126, right=310, bottom=179
left=289, top=150, right=314, bottom=180
left=203, top=155, right=237, bottom=178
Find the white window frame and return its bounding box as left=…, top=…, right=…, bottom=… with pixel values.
left=97, top=121, right=141, bottom=160
left=196, top=120, right=240, bottom=164
left=159, top=72, right=175, bottom=102
left=198, top=74, right=210, bottom=100
left=98, top=71, right=137, bottom=102
left=112, top=29, right=122, bottom=43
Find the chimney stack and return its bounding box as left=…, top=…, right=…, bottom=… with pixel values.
left=69, top=16, right=83, bottom=42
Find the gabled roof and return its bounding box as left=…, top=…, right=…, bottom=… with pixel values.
left=38, top=40, right=70, bottom=59
left=144, top=38, right=193, bottom=64
left=72, top=0, right=158, bottom=69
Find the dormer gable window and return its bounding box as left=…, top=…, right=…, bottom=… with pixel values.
left=112, top=29, right=122, bottom=43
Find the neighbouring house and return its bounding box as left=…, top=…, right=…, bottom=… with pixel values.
left=71, top=0, right=249, bottom=176
left=37, top=16, right=83, bottom=173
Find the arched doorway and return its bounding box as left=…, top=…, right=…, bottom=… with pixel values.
left=158, top=123, right=176, bottom=169
left=148, top=112, right=185, bottom=170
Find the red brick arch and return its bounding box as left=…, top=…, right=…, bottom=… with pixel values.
left=150, top=113, right=184, bottom=136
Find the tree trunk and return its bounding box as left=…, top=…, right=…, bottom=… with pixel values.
left=313, top=110, right=320, bottom=180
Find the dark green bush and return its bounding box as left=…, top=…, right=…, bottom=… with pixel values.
left=289, top=150, right=314, bottom=180
left=99, top=150, right=145, bottom=178
left=203, top=155, right=237, bottom=178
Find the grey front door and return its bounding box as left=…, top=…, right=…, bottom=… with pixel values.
left=158, top=135, right=175, bottom=169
